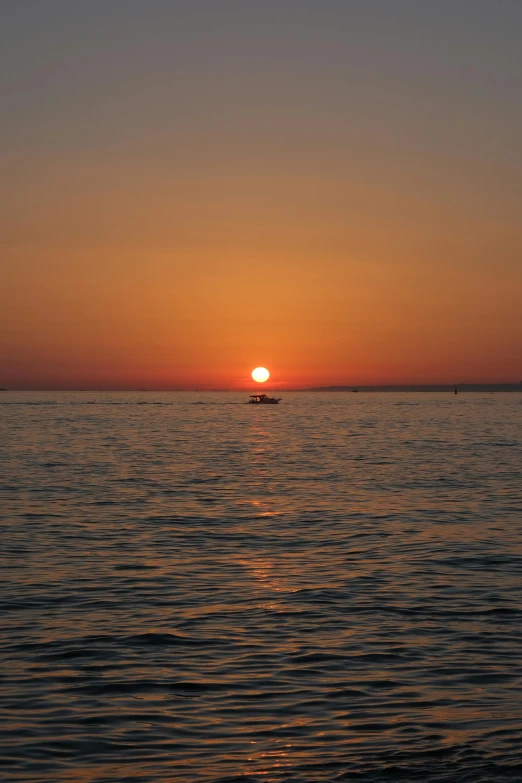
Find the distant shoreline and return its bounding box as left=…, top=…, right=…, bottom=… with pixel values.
left=1, top=384, right=522, bottom=393
left=305, top=384, right=522, bottom=392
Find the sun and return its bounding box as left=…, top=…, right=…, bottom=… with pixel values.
left=252, top=367, right=270, bottom=383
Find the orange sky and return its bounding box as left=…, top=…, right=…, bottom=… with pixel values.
left=1, top=3, right=521, bottom=389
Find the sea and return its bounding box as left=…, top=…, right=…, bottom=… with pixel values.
left=1, top=391, right=522, bottom=783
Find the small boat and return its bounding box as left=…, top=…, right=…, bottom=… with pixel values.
left=249, top=393, right=282, bottom=405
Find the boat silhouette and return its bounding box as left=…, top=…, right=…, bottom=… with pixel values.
left=249, top=393, right=282, bottom=405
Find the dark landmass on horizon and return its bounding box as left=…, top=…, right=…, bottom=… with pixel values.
left=305, top=383, right=522, bottom=392
left=1, top=383, right=522, bottom=392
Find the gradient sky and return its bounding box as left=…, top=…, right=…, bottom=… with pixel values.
left=2, top=0, right=522, bottom=389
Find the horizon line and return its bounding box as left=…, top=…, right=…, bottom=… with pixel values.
left=2, top=382, right=522, bottom=393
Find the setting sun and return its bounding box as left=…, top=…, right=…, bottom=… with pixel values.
left=252, top=367, right=270, bottom=383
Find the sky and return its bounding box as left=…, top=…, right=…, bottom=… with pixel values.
left=1, top=0, right=521, bottom=389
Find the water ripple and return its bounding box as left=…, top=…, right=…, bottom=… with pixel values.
left=1, top=391, right=522, bottom=782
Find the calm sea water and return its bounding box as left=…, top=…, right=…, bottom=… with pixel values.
left=2, top=391, right=522, bottom=782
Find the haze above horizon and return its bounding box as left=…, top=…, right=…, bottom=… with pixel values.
left=2, top=1, right=521, bottom=390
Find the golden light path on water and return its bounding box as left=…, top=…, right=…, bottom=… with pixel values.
left=1, top=391, right=522, bottom=782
